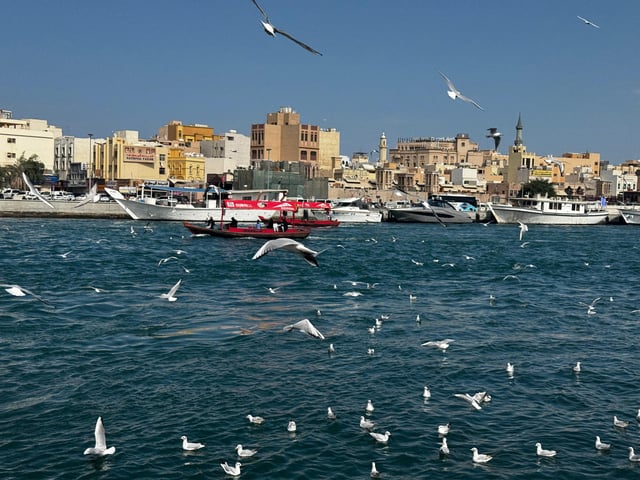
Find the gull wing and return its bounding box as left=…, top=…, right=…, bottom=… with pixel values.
left=94, top=417, right=107, bottom=450
left=167, top=279, right=182, bottom=297
left=284, top=318, right=325, bottom=339
left=2, top=284, right=52, bottom=306
left=253, top=238, right=320, bottom=266
left=22, top=172, right=54, bottom=209
left=251, top=0, right=269, bottom=21
left=273, top=26, right=323, bottom=55
left=438, top=72, right=458, bottom=94
left=75, top=183, right=98, bottom=208
left=457, top=93, right=484, bottom=111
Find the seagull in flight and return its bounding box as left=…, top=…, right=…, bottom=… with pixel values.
left=577, top=15, right=600, bottom=29
left=22, top=172, right=54, bottom=209
left=486, top=127, right=502, bottom=150
left=422, top=338, right=455, bottom=352
left=160, top=279, right=182, bottom=302
left=2, top=284, right=52, bottom=306
left=250, top=0, right=322, bottom=55
left=252, top=238, right=323, bottom=266
left=438, top=72, right=484, bottom=110
left=518, top=221, right=528, bottom=241
left=283, top=318, right=325, bottom=339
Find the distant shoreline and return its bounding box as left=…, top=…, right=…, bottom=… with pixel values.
left=0, top=199, right=129, bottom=219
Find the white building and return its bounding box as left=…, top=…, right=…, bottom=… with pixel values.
left=53, top=136, right=96, bottom=191
left=0, top=110, right=62, bottom=170
left=600, top=166, right=638, bottom=197
left=201, top=130, right=251, bottom=177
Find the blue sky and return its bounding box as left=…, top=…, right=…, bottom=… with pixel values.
left=4, top=0, right=639, bottom=164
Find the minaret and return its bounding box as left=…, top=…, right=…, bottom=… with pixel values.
left=514, top=114, right=523, bottom=147
left=378, top=132, right=387, bottom=163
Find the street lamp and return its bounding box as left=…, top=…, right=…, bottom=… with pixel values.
left=87, top=133, right=93, bottom=193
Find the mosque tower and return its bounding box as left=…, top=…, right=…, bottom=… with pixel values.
left=514, top=114, right=524, bottom=147
left=378, top=132, right=387, bottom=163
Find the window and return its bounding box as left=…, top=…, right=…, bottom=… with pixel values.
left=7, top=137, right=16, bottom=143
left=7, top=152, right=16, bottom=159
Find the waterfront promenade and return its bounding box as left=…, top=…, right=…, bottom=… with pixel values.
left=0, top=199, right=128, bottom=219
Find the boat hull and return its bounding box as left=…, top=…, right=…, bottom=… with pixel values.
left=619, top=209, right=640, bottom=225
left=489, top=205, right=610, bottom=225
left=183, top=222, right=311, bottom=239
left=331, top=208, right=382, bottom=223
left=387, top=207, right=473, bottom=223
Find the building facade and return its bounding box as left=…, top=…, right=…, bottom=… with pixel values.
left=0, top=109, right=62, bottom=170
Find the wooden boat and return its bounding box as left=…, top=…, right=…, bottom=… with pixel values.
left=183, top=222, right=311, bottom=239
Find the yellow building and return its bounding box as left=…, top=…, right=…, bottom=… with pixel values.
left=94, top=130, right=169, bottom=186
left=167, top=147, right=205, bottom=182
left=157, top=120, right=216, bottom=143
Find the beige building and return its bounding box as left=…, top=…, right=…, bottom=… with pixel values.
left=250, top=106, right=340, bottom=173
left=156, top=120, right=216, bottom=143
left=94, top=130, right=169, bottom=187
left=0, top=109, right=62, bottom=170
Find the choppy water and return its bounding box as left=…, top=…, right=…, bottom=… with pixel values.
left=1, top=218, right=640, bottom=479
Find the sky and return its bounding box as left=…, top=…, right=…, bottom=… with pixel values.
left=4, top=0, right=640, bottom=164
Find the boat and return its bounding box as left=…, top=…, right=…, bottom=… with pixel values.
left=618, top=207, right=640, bottom=225
left=488, top=196, right=611, bottom=225
left=330, top=197, right=383, bottom=223
left=386, top=198, right=474, bottom=224
left=259, top=203, right=339, bottom=228
left=105, top=184, right=327, bottom=223
left=183, top=222, right=311, bottom=239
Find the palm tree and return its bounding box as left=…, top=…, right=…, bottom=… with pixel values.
left=519, top=179, right=556, bottom=198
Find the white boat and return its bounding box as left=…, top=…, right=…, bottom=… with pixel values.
left=330, top=197, right=382, bottom=223
left=386, top=198, right=473, bottom=224
left=105, top=185, right=316, bottom=223
left=488, top=196, right=611, bottom=225
left=618, top=207, right=640, bottom=225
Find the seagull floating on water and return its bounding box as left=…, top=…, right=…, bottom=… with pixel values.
left=470, top=447, right=493, bottom=464
left=181, top=435, right=205, bottom=451
left=439, top=72, right=484, bottom=110
left=369, top=431, right=391, bottom=444
left=614, top=416, right=630, bottom=429
left=328, top=343, right=335, bottom=354
left=360, top=416, right=375, bottom=430
left=246, top=414, right=264, bottom=425
left=507, top=362, right=515, bottom=377
left=572, top=361, right=581, bottom=373
left=438, top=423, right=451, bottom=436
left=595, top=436, right=611, bottom=451
left=536, top=442, right=557, bottom=457
left=287, top=420, right=297, bottom=432
left=250, top=0, right=322, bottom=55
left=220, top=461, right=242, bottom=476
left=235, top=444, right=257, bottom=457
left=83, top=416, right=116, bottom=456
left=577, top=15, right=600, bottom=29
left=370, top=461, right=380, bottom=477
left=423, top=386, right=431, bottom=400
left=160, top=278, right=182, bottom=302
left=252, top=238, right=323, bottom=266
left=283, top=318, right=325, bottom=339
left=629, top=447, right=640, bottom=462
left=327, top=407, right=336, bottom=420
left=365, top=400, right=375, bottom=414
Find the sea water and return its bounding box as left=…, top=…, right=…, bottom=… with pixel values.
left=1, top=218, right=640, bottom=479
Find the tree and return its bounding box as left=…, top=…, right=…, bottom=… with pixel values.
left=519, top=179, right=556, bottom=198
left=0, top=153, right=46, bottom=189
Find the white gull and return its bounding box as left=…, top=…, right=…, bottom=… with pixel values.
left=220, top=461, right=242, bottom=476
left=181, top=435, right=205, bottom=451
left=252, top=238, right=323, bottom=266
left=83, top=416, right=116, bottom=456
left=283, top=318, right=325, bottom=339
left=235, top=444, right=257, bottom=457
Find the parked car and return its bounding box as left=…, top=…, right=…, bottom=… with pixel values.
left=51, top=191, right=75, bottom=201
left=1, top=188, right=25, bottom=199
left=23, top=192, right=38, bottom=200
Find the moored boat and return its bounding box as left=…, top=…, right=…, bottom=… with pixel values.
left=488, top=196, right=611, bottom=225
left=330, top=197, right=382, bottom=223
left=618, top=207, right=640, bottom=225
left=386, top=198, right=474, bottom=224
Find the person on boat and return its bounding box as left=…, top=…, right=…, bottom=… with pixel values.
left=230, top=217, right=238, bottom=228
left=255, top=219, right=262, bottom=230
left=266, top=217, right=274, bottom=229
left=281, top=217, right=289, bottom=232
left=206, top=215, right=214, bottom=229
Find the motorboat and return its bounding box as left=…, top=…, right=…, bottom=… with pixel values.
left=386, top=198, right=474, bottom=224
left=330, top=197, right=382, bottom=223
left=488, top=196, right=611, bottom=225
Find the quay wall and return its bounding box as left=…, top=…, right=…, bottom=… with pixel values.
left=0, top=200, right=129, bottom=219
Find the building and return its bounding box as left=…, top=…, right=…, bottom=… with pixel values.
left=0, top=109, right=62, bottom=170
left=94, top=130, right=169, bottom=187
left=250, top=106, right=340, bottom=170
left=156, top=120, right=216, bottom=144
left=200, top=130, right=251, bottom=186
left=53, top=136, right=94, bottom=193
